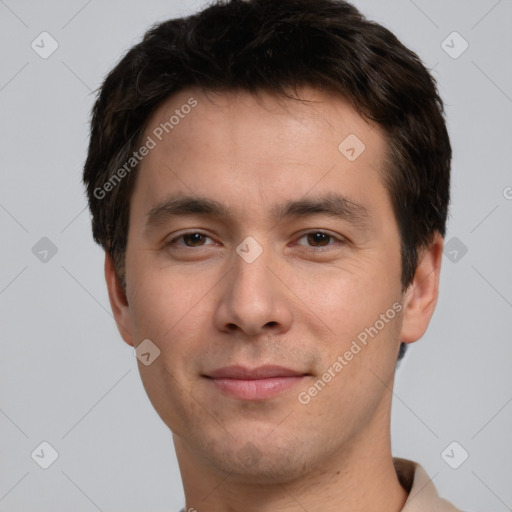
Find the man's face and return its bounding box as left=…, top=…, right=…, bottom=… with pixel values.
left=117, top=87, right=408, bottom=481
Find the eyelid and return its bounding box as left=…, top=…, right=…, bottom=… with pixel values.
left=167, top=230, right=216, bottom=247
left=294, top=229, right=347, bottom=248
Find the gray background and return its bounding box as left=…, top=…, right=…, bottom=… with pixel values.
left=1, top=0, right=511, bottom=510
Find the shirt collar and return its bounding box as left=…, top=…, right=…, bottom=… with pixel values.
left=394, top=458, right=462, bottom=511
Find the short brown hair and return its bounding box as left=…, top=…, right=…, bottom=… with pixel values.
left=83, top=0, right=451, bottom=360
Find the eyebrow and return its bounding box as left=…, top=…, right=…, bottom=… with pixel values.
left=145, top=192, right=370, bottom=230
left=272, top=193, right=370, bottom=227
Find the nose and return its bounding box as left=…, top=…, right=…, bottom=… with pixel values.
left=213, top=243, right=293, bottom=337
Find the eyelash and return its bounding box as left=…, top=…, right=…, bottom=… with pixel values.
left=167, top=230, right=346, bottom=250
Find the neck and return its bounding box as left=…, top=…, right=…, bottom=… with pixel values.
left=174, top=397, right=407, bottom=512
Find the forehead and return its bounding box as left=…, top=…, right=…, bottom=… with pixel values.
left=144, top=85, right=384, bottom=159
left=131, top=86, right=390, bottom=222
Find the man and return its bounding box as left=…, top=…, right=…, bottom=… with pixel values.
left=83, top=0, right=461, bottom=510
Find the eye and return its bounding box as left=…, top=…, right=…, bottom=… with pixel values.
left=168, top=232, right=214, bottom=248
left=295, top=231, right=344, bottom=248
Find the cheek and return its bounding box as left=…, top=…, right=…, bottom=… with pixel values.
left=293, top=268, right=403, bottom=435
left=127, top=268, right=205, bottom=342
left=286, top=254, right=401, bottom=346
left=125, top=265, right=215, bottom=432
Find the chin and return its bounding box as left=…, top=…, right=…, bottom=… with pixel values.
left=194, top=432, right=320, bottom=485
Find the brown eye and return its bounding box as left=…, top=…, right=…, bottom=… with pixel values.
left=295, top=230, right=346, bottom=250
left=306, top=232, right=332, bottom=246
left=169, top=232, right=213, bottom=248
left=181, top=233, right=207, bottom=247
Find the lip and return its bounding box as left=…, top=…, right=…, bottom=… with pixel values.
left=204, top=365, right=308, bottom=400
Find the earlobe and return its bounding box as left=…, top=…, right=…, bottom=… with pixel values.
left=104, top=252, right=135, bottom=347
left=399, top=232, right=444, bottom=344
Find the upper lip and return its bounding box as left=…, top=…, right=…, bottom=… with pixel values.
left=205, top=365, right=307, bottom=380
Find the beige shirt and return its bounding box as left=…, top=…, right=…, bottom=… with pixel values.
left=179, top=458, right=464, bottom=511
left=395, top=458, right=464, bottom=511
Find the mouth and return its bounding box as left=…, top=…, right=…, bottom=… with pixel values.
left=203, top=365, right=310, bottom=401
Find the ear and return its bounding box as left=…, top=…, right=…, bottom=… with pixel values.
left=104, top=252, right=134, bottom=347
left=399, top=232, right=444, bottom=344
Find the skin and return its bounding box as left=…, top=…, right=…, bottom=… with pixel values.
left=105, top=86, right=443, bottom=512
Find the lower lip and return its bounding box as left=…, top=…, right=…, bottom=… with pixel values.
left=208, top=376, right=306, bottom=400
